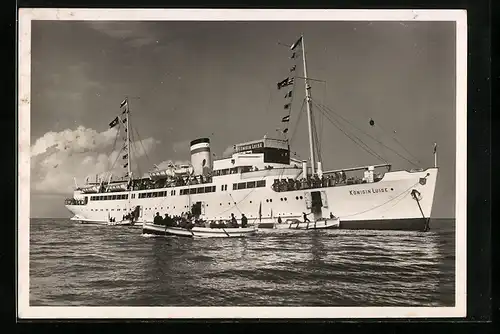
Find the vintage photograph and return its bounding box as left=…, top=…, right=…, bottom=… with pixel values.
left=18, top=9, right=467, bottom=318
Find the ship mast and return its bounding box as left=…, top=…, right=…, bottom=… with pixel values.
left=299, top=34, right=317, bottom=175
left=125, top=98, right=132, bottom=182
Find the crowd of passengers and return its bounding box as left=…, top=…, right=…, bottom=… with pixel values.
left=152, top=211, right=248, bottom=230
left=130, top=174, right=213, bottom=191
left=272, top=171, right=382, bottom=192
left=65, top=198, right=88, bottom=205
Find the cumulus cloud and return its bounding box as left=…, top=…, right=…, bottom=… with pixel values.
left=222, top=145, right=235, bottom=158
left=31, top=126, right=159, bottom=195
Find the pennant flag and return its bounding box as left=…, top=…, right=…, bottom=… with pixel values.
left=124, top=163, right=129, bottom=168
left=290, top=52, right=297, bottom=59
left=284, top=103, right=291, bottom=110
left=122, top=154, right=128, bottom=160
left=282, top=115, right=290, bottom=122
left=290, top=36, right=303, bottom=50
left=433, top=143, right=437, bottom=154
left=290, top=65, right=296, bottom=72
left=109, top=117, right=119, bottom=128
left=284, top=91, right=293, bottom=98
left=277, top=77, right=294, bottom=90
left=120, top=98, right=128, bottom=108
left=282, top=128, right=289, bottom=134
left=124, top=128, right=128, bottom=132
left=122, top=118, right=127, bottom=123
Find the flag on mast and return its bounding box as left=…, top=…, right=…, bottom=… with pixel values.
left=290, top=36, right=303, bottom=50
left=284, top=91, right=293, bottom=98
left=433, top=142, right=437, bottom=154
left=120, top=98, right=128, bottom=108
left=120, top=98, right=129, bottom=114
left=109, top=117, right=119, bottom=128
left=282, top=115, right=290, bottom=122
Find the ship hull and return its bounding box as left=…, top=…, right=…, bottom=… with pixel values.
left=65, top=167, right=438, bottom=232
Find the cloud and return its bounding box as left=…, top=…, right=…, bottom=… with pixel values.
left=31, top=126, right=159, bottom=195
left=222, top=145, right=235, bottom=158
left=86, top=22, right=159, bottom=48
left=172, top=139, right=191, bottom=153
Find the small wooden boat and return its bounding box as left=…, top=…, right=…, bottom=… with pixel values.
left=258, top=217, right=340, bottom=230
left=283, top=218, right=340, bottom=230
left=142, top=222, right=258, bottom=238
left=107, top=219, right=135, bottom=226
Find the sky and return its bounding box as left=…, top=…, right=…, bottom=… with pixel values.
left=29, top=20, right=456, bottom=218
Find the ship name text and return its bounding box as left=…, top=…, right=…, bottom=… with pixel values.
left=349, top=188, right=390, bottom=196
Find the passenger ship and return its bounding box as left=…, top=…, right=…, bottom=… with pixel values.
left=65, top=35, right=438, bottom=231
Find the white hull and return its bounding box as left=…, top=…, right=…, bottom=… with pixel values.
left=142, top=223, right=257, bottom=238
left=66, top=167, right=438, bottom=231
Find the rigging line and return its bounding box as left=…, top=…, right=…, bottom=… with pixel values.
left=108, top=146, right=126, bottom=177
left=134, top=126, right=152, bottom=168
left=310, top=109, right=322, bottom=163
left=289, top=98, right=306, bottom=147
left=312, top=101, right=387, bottom=163
left=314, top=104, right=387, bottom=164
left=375, top=120, right=422, bottom=165
left=314, top=100, right=420, bottom=167
left=212, top=171, right=273, bottom=217
left=129, top=126, right=142, bottom=178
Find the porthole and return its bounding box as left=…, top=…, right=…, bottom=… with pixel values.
left=391, top=188, right=394, bottom=191
left=296, top=196, right=299, bottom=200
left=280, top=198, right=283, bottom=201
left=284, top=198, right=287, bottom=201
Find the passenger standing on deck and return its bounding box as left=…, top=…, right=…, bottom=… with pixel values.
left=153, top=212, right=162, bottom=225
left=230, top=213, right=238, bottom=227
left=277, top=215, right=282, bottom=224
left=303, top=212, right=310, bottom=223
left=241, top=214, right=248, bottom=228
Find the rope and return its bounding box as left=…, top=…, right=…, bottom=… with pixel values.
left=289, top=98, right=306, bottom=146
left=314, top=100, right=420, bottom=167
left=312, top=101, right=387, bottom=163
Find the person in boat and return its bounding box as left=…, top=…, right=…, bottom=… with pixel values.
left=230, top=213, right=238, bottom=228
left=241, top=214, right=248, bottom=228
left=153, top=212, right=163, bottom=225
left=303, top=212, right=310, bottom=223
left=330, top=212, right=337, bottom=219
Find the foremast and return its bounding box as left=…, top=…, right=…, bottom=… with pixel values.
left=297, top=35, right=317, bottom=176
left=278, top=35, right=320, bottom=176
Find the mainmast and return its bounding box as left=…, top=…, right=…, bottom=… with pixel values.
left=125, top=98, right=132, bottom=181
left=295, top=34, right=317, bottom=175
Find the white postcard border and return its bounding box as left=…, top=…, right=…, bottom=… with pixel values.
left=18, top=8, right=468, bottom=319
